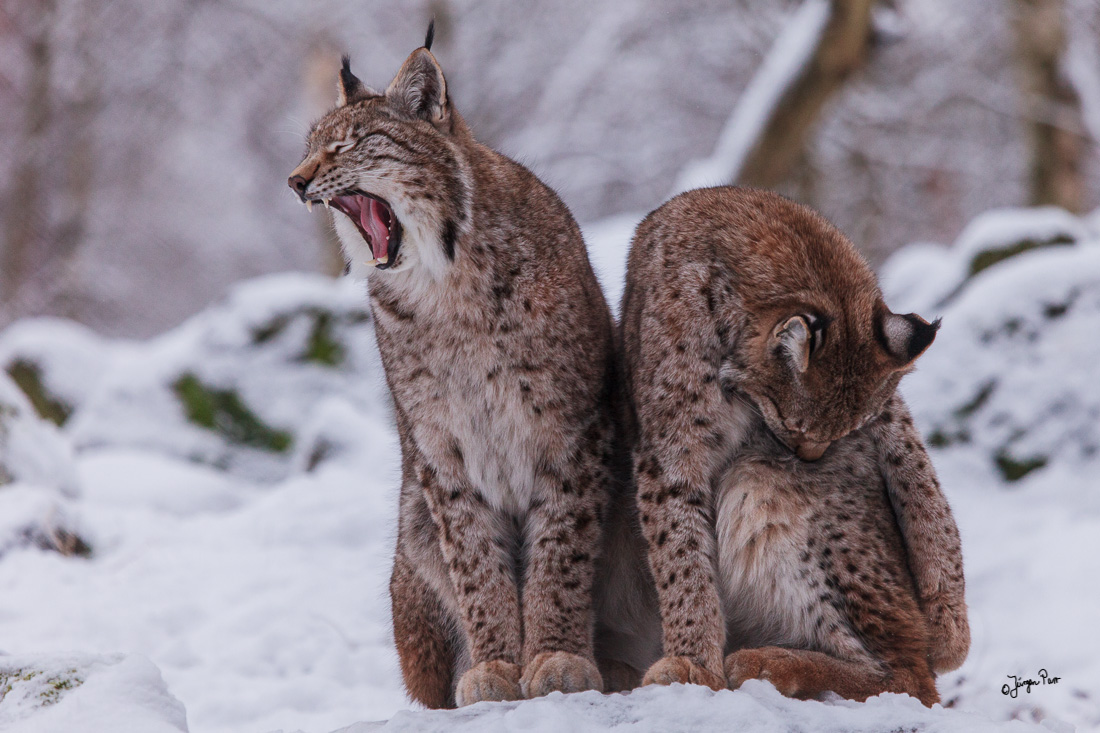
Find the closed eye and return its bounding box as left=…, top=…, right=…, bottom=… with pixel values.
left=327, top=139, right=356, bottom=154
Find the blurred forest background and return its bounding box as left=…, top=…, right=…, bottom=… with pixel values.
left=1, top=0, right=1099, bottom=337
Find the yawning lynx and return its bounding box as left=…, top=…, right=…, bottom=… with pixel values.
left=288, top=26, right=656, bottom=708
left=620, top=186, right=968, bottom=705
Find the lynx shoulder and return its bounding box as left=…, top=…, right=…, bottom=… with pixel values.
left=620, top=186, right=968, bottom=704
left=289, top=27, right=657, bottom=708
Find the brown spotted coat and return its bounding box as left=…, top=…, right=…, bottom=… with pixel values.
left=290, top=39, right=657, bottom=708
left=619, top=187, right=968, bottom=705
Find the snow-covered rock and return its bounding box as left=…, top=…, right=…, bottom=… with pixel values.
left=0, top=317, right=113, bottom=426
left=0, top=485, right=88, bottom=560
left=67, top=273, right=387, bottom=482
left=0, top=370, right=83, bottom=559
left=0, top=653, right=188, bottom=733
left=881, top=206, right=1090, bottom=316
left=0, top=371, right=78, bottom=496
left=887, top=208, right=1100, bottom=487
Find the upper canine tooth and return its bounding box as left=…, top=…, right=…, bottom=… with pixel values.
left=323, top=199, right=331, bottom=209
left=305, top=200, right=314, bottom=212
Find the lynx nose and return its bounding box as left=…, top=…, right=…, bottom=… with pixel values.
left=288, top=174, right=311, bottom=200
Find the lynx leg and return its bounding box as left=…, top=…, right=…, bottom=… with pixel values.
left=390, top=551, right=458, bottom=709
left=870, top=396, right=969, bottom=673
left=418, top=464, right=523, bottom=706
left=519, top=465, right=606, bottom=699
left=726, top=647, right=939, bottom=706
left=627, top=258, right=742, bottom=685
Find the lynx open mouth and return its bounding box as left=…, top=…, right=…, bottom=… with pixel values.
left=322, top=191, right=403, bottom=269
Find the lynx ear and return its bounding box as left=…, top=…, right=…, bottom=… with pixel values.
left=774, top=315, right=812, bottom=373
left=336, top=56, right=378, bottom=107
left=879, top=311, right=940, bottom=367
left=386, top=46, right=448, bottom=125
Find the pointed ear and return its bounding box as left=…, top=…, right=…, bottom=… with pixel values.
left=878, top=311, right=940, bottom=367
left=773, top=315, right=812, bottom=373
left=386, top=47, right=449, bottom=124
left=336, top=55, right=378, bottom=107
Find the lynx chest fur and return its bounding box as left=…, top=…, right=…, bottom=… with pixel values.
left=370, top=227, right=605, bottom=514
left=716, top=428, right=910, bottom=666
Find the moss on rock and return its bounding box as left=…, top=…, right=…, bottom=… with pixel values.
left=300, top=311, right=346, bottom=367
left=172, top=373, right=292, bottom=453
left=968, top=234, right=1074, bottom=278
left=995, top=450, right=1048, bottom=482
left=4, top=359, right=72, bottom=427
left=0, top=667, right=83, bottom=707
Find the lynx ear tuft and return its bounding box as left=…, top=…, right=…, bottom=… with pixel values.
left=338, top=56, right=360, bottom=106
left=387, top=46, right=448, bottom=124
left=879, top=312, right=940, bottom=366
left=337, top=55, right=377, bottom=106
left=424, top=18, right=436, bottom=51
left=774, top=315, right=812, bottom=373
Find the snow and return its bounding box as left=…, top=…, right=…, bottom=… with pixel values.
left=0, top=318, right=113, bottom=413
left=2, top=207, right=1100, bottom=731
left=582, top=212, right=644, bottom=316
left=334, top=682, right=1052, bottom=733
left=63, top=272, right=387, bottom=482
left=670, top=0, right=831, bottom=195
left=0, top=371, right=78, bottom=497
left=879, top=206, right=1091, bottom=315
left=0, top=653, right=188, bottom=733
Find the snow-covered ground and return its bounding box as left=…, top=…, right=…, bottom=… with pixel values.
left=2, top=207, right=1099, bottom=732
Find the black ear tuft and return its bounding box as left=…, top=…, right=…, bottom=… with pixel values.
left=338, top=55, right=367, bottom=106
left=906, top=315, right=941, bottom=362
left=424, top=19, right=436, bottom=51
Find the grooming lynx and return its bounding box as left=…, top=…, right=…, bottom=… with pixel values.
left=620, top=187, right=968, bottom=705
left=289, top=26, right=657, bottom=708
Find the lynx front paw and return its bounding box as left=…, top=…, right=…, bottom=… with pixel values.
left=521, top=651, right=603, bottom=698
left=455, top=660, right=522, bottom=706
left=642, top=655, right=725, bottom=691
left=725, top=647, right=802, bottom=696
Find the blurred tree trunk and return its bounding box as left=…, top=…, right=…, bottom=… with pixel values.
left=1013, top=0, right=1085, bottom=213
left=1, top=0, right=54, bottom=306
left=738, top=0, right=876, bottom=188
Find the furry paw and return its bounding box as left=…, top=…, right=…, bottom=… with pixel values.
left=642, top=656, right=726, bottom=691
left=455, top=660, right=522, bottom=706
left=521, top=651, right=603, bottom=698
left=725, top=647, right=802, bottom=696
left=928, top=600, right=971, bottom=673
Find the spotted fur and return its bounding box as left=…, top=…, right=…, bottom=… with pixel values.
left=290, top=37, right=657, bottom=707
left=620, top=187, right=968, bottom=705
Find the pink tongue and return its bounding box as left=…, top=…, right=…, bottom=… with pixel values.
left=360, top=199, right=390, bottom=260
